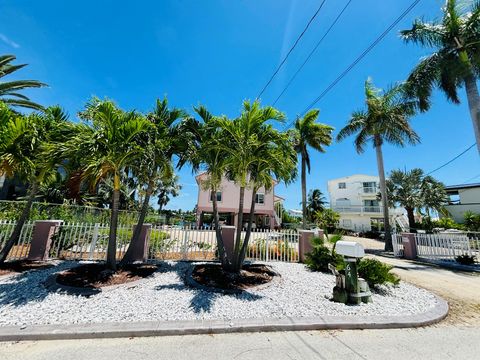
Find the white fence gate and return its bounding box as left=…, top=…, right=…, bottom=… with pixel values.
left=0, top=221, right=300, bottom=263
left=392, top=231, right=480, bottom=264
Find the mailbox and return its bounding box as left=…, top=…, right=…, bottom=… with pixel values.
left=335, top=241, right=365, bottom=258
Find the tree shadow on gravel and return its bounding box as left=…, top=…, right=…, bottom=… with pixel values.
left=0, top=262, right=72, bottom=307
left=153, top=261, right=263, bottom=314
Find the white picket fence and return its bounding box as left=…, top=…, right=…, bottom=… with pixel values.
left=393, top=231, right=480, bottom=264
left=0, top=220, right=300, bottom=263
left=0, top=220, right=35, bottom=260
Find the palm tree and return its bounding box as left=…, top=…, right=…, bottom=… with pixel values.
left=290, top=110, right=333, bottom=229
left=337, top=79, right=419, bottom=251
left=120, top=98, right=185, bottom=266
left=156, top=174, right=181, bottom=213
left=307, top=189, right=327, bottom=220
left=400, top=0, right=480, bottom=152
left=65, top=98, right=150, bottom=270
left=386, top=168, right=448, bottom=231
left=181, top=106, right=230, bottom=268
left=0, top=105, right=71, bottom=263
left=219, top=101, right=296, bottom=272
left=0, top=55, right=46, bottom=111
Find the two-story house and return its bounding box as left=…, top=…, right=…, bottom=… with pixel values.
left=327, top=174, right=402, bottom=232
left=442, top=183, right=480, bottom=223
left=195, top=173, right=283, bottom=229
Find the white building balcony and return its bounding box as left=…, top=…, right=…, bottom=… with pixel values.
left=331, top=205, right=382, bottom=215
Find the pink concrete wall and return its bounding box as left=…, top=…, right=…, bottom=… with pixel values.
left=196, top=174, right=275, bottom=214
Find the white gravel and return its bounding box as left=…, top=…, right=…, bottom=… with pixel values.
left=0, top=261, right=439, bottom=326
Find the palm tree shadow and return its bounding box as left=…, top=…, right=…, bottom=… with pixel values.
left=154, top=261, right=263, bottom=314
left=0, top=262, right=73, bottom=307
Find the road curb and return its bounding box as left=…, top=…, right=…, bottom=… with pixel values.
left=0, top=295, right=448, bottom=341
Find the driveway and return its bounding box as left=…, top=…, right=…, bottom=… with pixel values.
left=345, top=236, right=480, bottom=325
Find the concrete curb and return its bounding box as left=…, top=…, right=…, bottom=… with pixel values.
left=0, top=295, right=448, bottom=341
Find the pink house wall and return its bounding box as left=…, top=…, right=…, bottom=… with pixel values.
left=196, top=174, right=275, bottom=215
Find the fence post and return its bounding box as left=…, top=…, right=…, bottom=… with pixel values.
left=27, top=220, right=63, bottom=261
left=221, top=225, right=236, bottom=264
left=298, top=230, right=316, bottom=263
left=401, top=232, right=417, bottom=260
left=88, top=223, right=100, bottom=260
left=182, top=226, right=189, bottom=260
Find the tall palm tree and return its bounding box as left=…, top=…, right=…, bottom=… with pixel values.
left=290, top=110, right=333, bottom=229
left=400, top=0, right=480, bottom=152
left=0, top=104, right=71, bottom=263
left=219, top=100, right=296, bottom=272
left=337, top=79, right=419, bottom=251
left=120, top=98, right=185, bottom=265
left=0, top=55, right=46, bottom=111
left=65, top=98, right=150, bottom=270
left=386, top=168, right=448, bottom=231
left=307, top=189, right=327, bottom=221
left=181, top=106, right=230, bottom=268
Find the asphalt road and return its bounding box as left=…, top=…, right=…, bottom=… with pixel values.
left=1, top=326, right=478, bottom=360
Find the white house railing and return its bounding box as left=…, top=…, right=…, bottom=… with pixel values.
left=331, top=205, right=381, bottom=214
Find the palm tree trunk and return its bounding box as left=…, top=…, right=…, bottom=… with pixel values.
left=0, top=182, right=38, bottom=264
left=106, top=174, right=120, bottom=271
left=464, top=74, right=480, bottom=153
left=374, top=136, right=392, bottom=251
left=233, top=186, right=245, bottom=272
left=239, top=187, right=257, bottom=267
left=119, top=183, right=153, bottom=267
left=211, top=188, right=228, bottom=268
left=406, top=206, right=415, bottom=232
left=301, top=155, right=307, bottom=229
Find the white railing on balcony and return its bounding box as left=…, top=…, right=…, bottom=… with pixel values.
left=331, top=205, right=381, bottom=214
left=361, top=186, right=378, bottom=194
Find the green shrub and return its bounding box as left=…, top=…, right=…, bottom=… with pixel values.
left=432, top=217, right=464, bottom=230
left=304, top=236, right=343, bottom=273
left=463, top=211, right=480, bottom=232
left=357, top=258, right=400, bottom=287
left=455, top=254, right=475, bottom=266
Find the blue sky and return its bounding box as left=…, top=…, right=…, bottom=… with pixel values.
left=1, top=0, right=479, bottom=211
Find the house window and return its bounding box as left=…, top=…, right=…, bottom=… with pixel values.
left=338, top=182, right=346, bottom=189
left=255, top=193, right=265, bottom=204
left=210, top=191, right=222, bottom=202
left=362, top=182, right=377, bottom=193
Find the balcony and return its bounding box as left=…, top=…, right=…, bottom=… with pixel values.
left=331, top=205, right=381, bottom=214
left=360, top=186, right=378, bottom=194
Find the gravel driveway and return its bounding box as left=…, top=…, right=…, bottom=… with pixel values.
left=0, top=261, right=439, bottom=327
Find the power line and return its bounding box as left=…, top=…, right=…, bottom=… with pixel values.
left=464, top=173, right=480, bottom=183
left=256, top=0, right=328, bottom=100
left=297, top=0, right=422, bottom=119
left=272, top=0, right=353, bottom=107
left=426, top=143, right=476, bottom=175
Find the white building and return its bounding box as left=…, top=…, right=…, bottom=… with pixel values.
left=443, top=183, right=480, bottom=223
left=327, top=174, right=403, bottom=232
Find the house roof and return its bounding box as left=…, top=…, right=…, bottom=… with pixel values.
left=328, top=174, right=378, bottom=183
left=445, top=183, right=480, bottom=191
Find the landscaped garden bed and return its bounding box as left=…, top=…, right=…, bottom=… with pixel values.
left=0, top=261, right=441, bottom=327
left=189, top=263, right=278, bottom=292
left=55, top=263, right=158, bottom=289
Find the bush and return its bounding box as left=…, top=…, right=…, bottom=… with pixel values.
left=248, top=239, right=298, bottom=260
left=455, top=254, right=475, bottom=266
left=357, top=258, right=400, bottom=287
left=304, top=236, right=343, bottom=272
left=463, top=211, right=480, bottom=232
left=431, top=217, right=464, bottom=231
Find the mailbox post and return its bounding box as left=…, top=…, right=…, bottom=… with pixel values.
left=332, top=241, right=372, bottom=305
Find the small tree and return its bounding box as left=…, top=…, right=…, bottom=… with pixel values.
left=306, top=189, right=327, bottom=221
left=290, top=110, right=333, bottom=229
left=386, top=168, right=448, bottom=231
left=65, top=99, right=150, bottom=270
left=0, top=105, right=71, bottom=263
